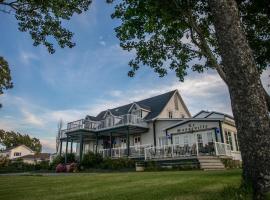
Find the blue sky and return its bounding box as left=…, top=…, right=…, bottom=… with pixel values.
left=0, top=1, right=269, bottom=152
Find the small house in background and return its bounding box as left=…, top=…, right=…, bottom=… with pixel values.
left=0, top=145, right=35, bottom=160
left=21, top=153, right=50, bottom=164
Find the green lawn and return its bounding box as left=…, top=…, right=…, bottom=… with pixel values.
left=0, top=170, right=246, bottom=200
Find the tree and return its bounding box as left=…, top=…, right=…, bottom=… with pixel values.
left=0, top=57, right=13, bottom=108
left=0, top=129, right=42, bottom=153
left=56, top=119, right=63, bottom=154
left=110, top=0, right=270, bottom=198
left=0, top=0, right=92, bottom=106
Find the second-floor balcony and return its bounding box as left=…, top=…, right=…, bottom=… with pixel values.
left=61, top=114, right=148, bottom=137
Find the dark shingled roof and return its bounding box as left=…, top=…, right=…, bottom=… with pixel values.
left=87, top=90, right=177, bottom=121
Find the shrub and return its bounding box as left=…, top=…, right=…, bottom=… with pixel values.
left=220, top=158, right=242, bottom=169
left=81, top=152, right=103, bottom=168
left=0, top=155, right=10, bottom=167
left=35, top=161, right=50, bottom=171
left=100, top=158, right=135, bottom=170
left=50, top=155, right=65, bottom=169
left=66, top=153, right=76, bottom=163
left=67, top=162, right=78, bottom=172
left=56, top=163, right=66, bottom=173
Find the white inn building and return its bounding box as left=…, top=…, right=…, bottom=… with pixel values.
left=59, top=90, right=241, bottom=164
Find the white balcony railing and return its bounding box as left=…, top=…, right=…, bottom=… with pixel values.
left=61, top=114, right=147, bottom=138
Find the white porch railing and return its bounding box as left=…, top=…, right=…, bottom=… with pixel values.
left=99, top=144, right=151, bottom=158
left=144, top=142, right=232, bottom=160
left=144, top=144, right=198, bottom=160
left=214, top=142, right=232, bottom=156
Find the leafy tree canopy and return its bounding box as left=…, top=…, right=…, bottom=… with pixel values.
left=111, top=0, right=270, bottom=81
left=0, top=129, right=42, bottom=153
left=0, top=57, right=13, bottom=108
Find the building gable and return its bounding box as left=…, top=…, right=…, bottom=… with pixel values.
left=157, top=90, right=191, bottom=119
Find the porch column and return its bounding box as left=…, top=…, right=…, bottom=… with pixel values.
left=110, top=132, right=113, bottom=157
left=95, top=133, right=98, bottom=154
left=79, top=133, right=84, bottom=163
left=127, top=127, right=130, bottom=156
left=59, top=140, right=63, bottom=156
left=70, top=139, right=73, bottom=153
left=65, top=135, right=69, bottom=164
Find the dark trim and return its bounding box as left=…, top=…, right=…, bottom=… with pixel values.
left=153, top=120, right=157, bottom=147
left=65, top=135, right=69, bottom=164
left=59, top=141, right=62, bottom=156
left=219, top=121, right=224, bottom=143
left=95, top=133, right=98, bottom=154
left=204, top=111, right=234, bottom=120
left=79, top=134, right=83, bottom=163
left=110, top=132, right=112, bottom=157
left=192, top=110, right=209, bottom=118
left=169, top=127, right=216, bottom=136
left=70, top=140, right=73, bottom=153
left=126, top=127, right=130, bottom=156
left=165, top=119, right=223, bottom=131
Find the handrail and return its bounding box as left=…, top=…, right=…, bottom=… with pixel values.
left=60, top=114, right=147, bottom=138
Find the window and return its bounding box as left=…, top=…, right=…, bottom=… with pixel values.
left=234, top=133, right=240, bottom=151
left=168, top=111, right=173, bottom=118
left=134, top=136, right=141, bottom=145
left=174, top=95, right=179, bottom=110
left=207, top=132, right=214, bottom=143
left=184, top=135, right=189, bottom=145
left=174, top=136, right=180, bottom=145
left=159, top=137, right=169, bottom=146
left=225, top=130, right=234, bottom=150
left=14, top=152, right=21, bottom=157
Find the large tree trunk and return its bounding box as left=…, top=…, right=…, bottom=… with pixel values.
left=208, top=0, right=270, bottom=199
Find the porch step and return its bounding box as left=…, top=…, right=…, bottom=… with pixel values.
left=198, top=156, right=225, bottom=171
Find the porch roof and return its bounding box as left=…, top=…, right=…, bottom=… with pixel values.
left=61, top=124, right=149, bottom=141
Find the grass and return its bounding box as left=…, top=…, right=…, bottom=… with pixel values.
left=0, top=170, right=251, bottom=200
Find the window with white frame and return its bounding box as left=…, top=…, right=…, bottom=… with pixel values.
left=168, top=111, right=173, bottom=118
left=159, top=136, right=169, bottom=146
left=174, top=135, right=180, bottom=145
left=134, top=136, right=141, bottom=146
left=14, top=152, right=21, bottom=157
left=234, top=133, right=240, bottom=151
left=183, top=135, right=189, bottom=145
left=225, top=130, right=234, bottom=150
left=207, top=132, right=214, bottom=143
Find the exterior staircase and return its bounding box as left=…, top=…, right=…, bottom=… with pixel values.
left=197, top=156, right=225, bottom=171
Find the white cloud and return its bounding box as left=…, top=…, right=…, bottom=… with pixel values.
left=99, top=41, right=106, bottom=46
left=21, top=109, right=44, bottom=127
left=19, top=51, right=38, bottom=65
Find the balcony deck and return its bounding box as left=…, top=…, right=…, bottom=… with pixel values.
left=60, top=114, right=148, bottom=139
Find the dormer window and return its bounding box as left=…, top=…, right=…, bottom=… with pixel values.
left=168, top=111, right=173, bottom=118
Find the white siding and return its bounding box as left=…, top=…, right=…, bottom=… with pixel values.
left=158, top=92, right=190, bottom=119
left=7, top=145, right=34, bottom=159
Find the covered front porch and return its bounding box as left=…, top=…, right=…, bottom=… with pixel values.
left=59, top=124, right=149, bottom=163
